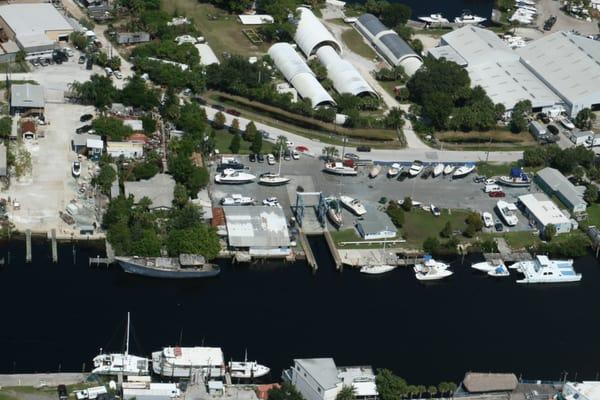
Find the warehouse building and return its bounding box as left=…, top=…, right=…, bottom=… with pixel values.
left=0, top=4, right=73, bottom=54
left=535, top=167, right=587, bottom=213
left=268, top=42, right=335, bottom=108
left=294, top=7, right=341, bottom=57
left=315, top=46, right=377, bottom=97
left=355, top=13, right=423, bottom=75
left=10, top=83, right=45, bottom=116
left=519, top=193, right=574, bottom=235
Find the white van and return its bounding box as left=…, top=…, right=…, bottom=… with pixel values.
left=484, top=184, right=502, bottom=193
left=267, top=154, right=275, bottom=165
left=104, top=67, right=113, bottom=76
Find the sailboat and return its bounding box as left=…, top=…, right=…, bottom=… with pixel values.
left=259, top=147, right=291, bottom=186
left=360, top=231, right=397, bottom=274
left=228, top=349, right=270, bottom=379
left=92, top=312, right=149, bottom=376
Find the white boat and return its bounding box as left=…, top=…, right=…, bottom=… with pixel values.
left=260, top=147, right=290, bottom=186
left=327, top=207, right=343, bottom=228
left=454, top=11, right=487, bottom=24
left=369, top=164, right=382, bottom=178
left=471, top=260, right=504, bottom=273
left=496, top=200, right=518, bottom=226
left=443, top=164, right=455, bottom=175
left=215, top=168, right=256, bottom=184
left=418, top=13, right=449, bottom=23
left=340, top=195, right=367, bottom=216
left=453, top=163, right=476, bottom=178
left=409, top=160, right=424, bottom=177
left=387, top=163, right=401, bottom=178
left=228, top=351, right=270, bottom=379
left=323, top=162, right=357, bottom=176
left=430, top=204, right=441, bottom=216
left=488, top=264, right=510, bottom=277
left=433, top=163, right=444, bottom=177
left=152, top=346, right=224, bottom=378
left=482, top=211, right=494, bottom=228
left=360, top=264, right=397, bottom=274
left=560, top=118, right=575, bottom=130
left=414, top=256, right=453, bottom=281
left=221, top=194, right=255, bottom=206
left=92, top=313, right=149, bottom=376
left=72, top=161, right=81, bottom=178
left=516, top=0, right=535, bottom=6
left=517, top=5, right=537, bottom=13
left=514, top=255, right=582, bottom=284
left=497, top=168, right=531, bottom=187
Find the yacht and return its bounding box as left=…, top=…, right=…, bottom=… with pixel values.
left=152, top=346, right=225, bottom=378
left=418, top=13, right=449, bottom=24
left=498, top=168, right=531, bottom=187
left=323, top=162, right=358, bottom=176
left=514, top=255, right=582, bottom=284
left=433, top=163, right=444, bottom=177
left=387, top=163, right=401, bottom=178
left=228, top=351, right=270, bottom=379
left=340, top=195, right=367, bottom=216
left=221, top=194, right=255, bottom=206
left=443, top=164, right=455, bottom=175
left=496, top=200, right=518, bottom=226
left=454, top=10, right=487, bottom=24
left=409, top=160, right=424, bottom=177
left=215, top=168, right=256, bottom=184
left=471, top=259, right=505, bottom=273
left=414, top=256, right=453, bottom=281
left=369, top=164, right=382, bottom=178
left=453, top=163, right=476, bottom=178
left=259, top=148, right=290, bottom=186
left=92, top=313, right=149, bottom=376
left=488, top=264, right=510, bottom=277
left=360, top=264, right=397, bottom=274
left=482, top=211, right=494, bottom=228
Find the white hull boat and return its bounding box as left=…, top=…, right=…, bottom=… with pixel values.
left=454, top=11, right=487, bottom=24
left=414, top=263, right=453, bottom=281
left=228, top=354, right=270, bottom=379
left=409, top=161, right=424, bottom=177
left=387, top=163, right=401, bottom=178
left=369, top=164, right=382, bottom=178
left=453, top=164, right=476, bottom=178
left=258, top=173, right=291, bottom=186
left=323, top=162, right=357, bottom=176
left=488, top=264, right=510, bottom=277
left=482, top=212, right=494, bottom=228
left=340, top=195, right=367, bottom=216
left=152, top=346, right=224, bottom=378
left=433, top=163, right=444, bottom=177
left=471, top=261, right=498, bottom=273
left=327, top=208, right=343, bottom=228
left=514, top=255, right=582, bottom=284
left=419, top=13, right=449, bottom=23
left=496, top=200, right=518, bottom=226
left=215, top=168, right=256, bottom=184
left=443, top=165, right=455, bottom=175
left=221, top=194, right=255, bottom=206
left=360, top=264, right=397, bottom=274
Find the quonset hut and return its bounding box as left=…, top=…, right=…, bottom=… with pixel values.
left=294, top=7, right=342, bottom=57
left=315, top=46, right=377, bottom=97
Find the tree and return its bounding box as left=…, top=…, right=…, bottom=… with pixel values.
left=274, top=135, right=288, bottom=157
left=407, top=386, right=418, bottom=399
left=70, top=31, right=88, bottom=50
left=509, top=100, right=532, bottom=133
left=545, top=224, right=557, bottom=241
left=382, top=3, right=411, bottom=26
left=132, top=161, right=159, bottom=180
left=440, top=221, right=452, bottom=238
left=376, top=369, right=408, bottom=400
left=92, top=117, right=134, bottom=141
left=142, top=115, right=157, bottom=134
left=69, top=75, right=118, bottom=109
left=120, top=75, right=159, bottom=110
left=243, top=121, right=257, bottom=142
left=384, top=107, right=405, bottom=129
left=0, top=116, right=12, bottom=139
left=336, top=386, right=356, bottom=400
left=423, top=236, right=440, bottom=254
left=229, top=133, right=241, bottom=154
left=386, top=201, right=404, bottom=228
left=417, top=386, right=426, bottom=399
left=173, top=183, right=189, bottom=208
left=93, top=162, right=117, bottom=194
left=230, top=118, right=240, bottom=134
left=267, top=383, right=304, bottom=400
left=401, top=197, right=412, bottom=212
left=465, top=212, right=484, bottom=232
left=322, top=146, right=340, bottom=160
left=250, top=127, right=263, bottom=154
left=213, top=111, right=226, bottom=130
left=427, top=386, right=437, bottom=398
left=15, top=50, right=26, bottom=63
left=166, top=224, right=220, bottom=259
left=575, top=108, right=596, bottom=130
left=573, top=165, right=586, bottom=183
left=585, top=184, right=599, bottom=203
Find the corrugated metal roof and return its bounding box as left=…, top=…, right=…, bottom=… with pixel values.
left=536, top=167, right=587, bottom=210
left=224, top=206, right=290, bottom=248
left=379, top=33, right=415, bottom=60
left=356, top=13, right=387, bottom=37
left=294, top=7, right=341, bottom=56
left=11, top=84, right=44, bottom=109
left=0, top=4, right=73, bottom=36
left=295, top=358, right=340, bottom=390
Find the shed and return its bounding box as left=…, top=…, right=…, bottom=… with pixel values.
left=20, top=120, right=36, bottom=139
left=116, top=32, right=150, bottom=44
left=10, top=83, right=45, bottom=116
left=196, top=43, right=220, bottom=66
left=462, top=372, right=518, bottom=393
left=223, top=206, right=291, bottom=254
left=356, top=209, right=397, bottom=240
left=238, top=14, right=274, bottom=25
left=107, top=141, right=144, bottom=159
left=570, top=130, right=593, bottom=145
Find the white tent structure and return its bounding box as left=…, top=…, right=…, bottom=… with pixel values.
left=294, top=7, right=342, bottom=57
left=268, top=42, right=335, bottom=108
left=316, top=46, right=377, bottom=97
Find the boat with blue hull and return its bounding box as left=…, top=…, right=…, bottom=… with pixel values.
left=116, top=254, right=220, bottom=279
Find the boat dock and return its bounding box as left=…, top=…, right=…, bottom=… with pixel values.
left=299, top=232, right=318, bottom=271
left=484, top=238, right=533, bottom=262
left=25, top=229, right=31, bottom=263
left=51, top=229, right=57, bottom=263
left=324, top=230, right=342, bottom=270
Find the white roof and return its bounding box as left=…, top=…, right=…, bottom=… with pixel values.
left=107, top=141, right=144, bottom=151
left=353, top=381, right=378, bottom=397
left=162, top=346, right=224, bottom=366
left=224, top=205, right=291, bottom=248
left=11, top=83, right=44, bottom=108
left=86, top=138, right=103, bottom=149
left=440, top=26, right=515, bottom=65
left=123, top=383, right=180, bottom=398
left=123, top=119, right=143, bottom=131
left=315, top=46, right=377, bottom=97
left=519, top=193, right=570, bottom=227
left=0, top=4, right=72, bottom=36
left=563, top=381, right=600, bottom=400
left=294, top=7, right=341, bottom=56
left=238, top=14, right=274, bottom=25
left=16, top=33, right=53, bottom=49
left=196, top=43, right=219, bottom=65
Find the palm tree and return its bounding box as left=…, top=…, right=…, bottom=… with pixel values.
left=335, top=385, right=356, bottom=400
left=447, top=382, right=457, bottom=399
left=417, top=385, right=426, bottom=399
left=407, top=385, right=418, bottom=399
left=322, top=146, right=340, bottom=161
left=275, top=135, right=289, bottom=157
left=428, top=385, right=437, bottom=399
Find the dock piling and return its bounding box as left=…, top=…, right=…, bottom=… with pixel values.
left=299, top=232, right=318, bottom=271
left=51, top=229, right=57, bottom=263
left=25, top=229, right=31, bottom=263
left=324, top=230, right=342, bottom=270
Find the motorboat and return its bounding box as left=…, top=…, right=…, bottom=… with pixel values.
left=152, top=346, right=225, bottom=378
left=116, top=255, right=220, bottom=279
left=514, top=255, right=582, bottom=284
left=262, top=197, right=280, bottom=207
left=516, top=0, right=535, bottom=5
left=453, top=163, right=476, bottom=179
left=323, top=162, right=358, bottom=176
left=471, top=260, right=505, bottom=273
left=92, top=313, right=149, bottom=376
left=488, top=264, right=510, bottom=277
left=215, top=168, right=256, bottom=184
left=369, top=164, right=382, bottom=178
left=228, top=351, right=270, bottom=379
left=340, top=195, right=367, bottom=216
left=454, top=10, right=487, bottom=24
left=496, top=200, right=518, bottom=226
left=482, top=211, right=494, bottom=228
left=387, top=163, right=401, bottom=178
left=221, top=194, right=255, bottom=206
left=72, top=161, right=81, bottom=178
left=418, top=13, right=449, bottom=24
left=414, top=256, right=453, bottom=281
left=497, top=167, right=531, bottom=187
left=327, top=198, right=343, bottom=228
left=433, top=163, right=444, bottom=177
left=397, top=199, right=421, bottom=208
left=430, top=204, right=441, bottom=216
left=443, top=164, right=455, bottom=175
left=560, top=118, right=575, bottom=130
left=360, top=264, right=397, bottom=274
left=409, top=160, right=424, bottom=177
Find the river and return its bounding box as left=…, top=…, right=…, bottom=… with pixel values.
left=0, top=237, right=599, bottom=385
left=347, top=0, right=496, bottom=22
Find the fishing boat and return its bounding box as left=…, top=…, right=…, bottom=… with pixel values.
left=116, top=254, right=221, bottom=279
left=387, top=163, right=401, bottom=178
left=228, top=351, right=270, bottom=379
left=414, top=256, right=452, bottom=281
left=453, top=163, right=476, bottom=179
left=360, top=264, right=397, bottom=274
left=488, top=264, right=510, bottom=277
left=482, top=211, right=494, bottom=228
left=497, top=167, right=531, bottom=187
left=471, top=260, right=505, bottom=273
left=221, top=194, right=255, bottom=206
left=514, top=255, right=581, bottom=284
left=92, top=313, right=149, bottom=376
left=327, top=198, right=343, bottom=228
left=454, top=10, right=486, bottom=24
left=418, top=13, right=449, bottom=24
left=369, top=164, right=382, bottom=178
left=409, top=160, right=424, bottom=177
left=259, top=147, right=291, bottom=186
left=496, top=200, right=518, bottom=226
left=443, top=164, right=455, bottom=175
left=323, top=162, right=358, bottom=176
left=340, top=195, right=367, bottom=216
left=215, top=168, right=256, bottom=184
left=433, top=163, right=444, bottom=177
left=152, top=346, right=225, bottom=378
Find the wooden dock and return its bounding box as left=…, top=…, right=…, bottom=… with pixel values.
left=299, top=232, right=317, bottom=271
left=89, top=256, right=111, bottom=268
left=486, top=238, right=533, bottom=262
left=25, top=229, right=31, bottom=263
left=323, top=230, right=342, bottom=270
left=51, top=229, right=57, bottom=263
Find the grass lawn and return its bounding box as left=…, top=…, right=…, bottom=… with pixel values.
left=331, top=228, right=403, bottom=249
left=476, top=162, right=543, bottom=177
left=480, top=230, right=540, bottom=250
left=160, top=1, right=268, bottom=57
left=401, top=208, right=471, bottom=248
left=213, top=129, right=274, bottom=155
left=587, top=203, right=600, bottom=227
left=341, top=28, right=377, bottom=60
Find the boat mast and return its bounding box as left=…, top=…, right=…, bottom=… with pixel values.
left=277, top=144, right=283, bottom=176
left=125, top=312, right=130, bottom=356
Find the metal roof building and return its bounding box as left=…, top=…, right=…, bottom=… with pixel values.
left=535, top=167, right=587, bottom=213
left=355, top=13, right=423, bottom=75
left=519, top=193, right=573, bottom=234
left=294, top=7, right=341, bottom=57
left=10, top=83, right=45, bottom=115
left=356, top=208, right=397, bottom=240
left=315, top=46, right=377, bottom=97
left=269, top=42, right=335, bottom=108
left=223, top=206, right=291, bottom=251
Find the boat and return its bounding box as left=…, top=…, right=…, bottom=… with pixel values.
left=387, top=163, right=401, bottom=178
left=92, top=313, right=149, bottom=376
left=215, top=168, right=256, bottom=184
left=323, top=162, right=358, bottom=176
left=221, top=194, right=255, bottom=206
left=360, top=264, right=397, bottom=274
left=369, top=164, right=382, bottom=178
left=488, top=264, right=510, bottom=277
left=497, top=167, right=531, bottom=187
left=116, top=254, right=221, bottom=279
left=414, top=256, right=453, bottom=281
left=409, top=160, right=424, bottom=177
left=259, top=147, right=291, bottom=186
left=471, top=260, right=506, bottom=273
left=340, top=195, right=367, bottom=216
left=420, top=166, right=433, bottom=179
left=453, top=163, right=476, bottom=179
left=418, top=13, right=449, bottom=23
left=516, top=0, right=535, bottom=5
left=433, top=163, right=444, bottom=177
left=152, top=346, right=225, bottom=378
left=443, top=164, right=455, bottom=175
left=72, top=161, right=81, bottom=178
left=228, top=351, right=270, bottom=379
left=514, top=255, right=582, bottom=284
left=327, top=198, right=343, bottom=228
left=482, top=211, right=494, bottom=228
left=496, top=200, right=518, bottom=226
left=560, top=118, right=575, bottom=130
left=454, top=10, right=487, bottom=24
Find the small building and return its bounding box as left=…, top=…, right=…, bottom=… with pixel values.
left=223, top=206, right=291, bottom=256
left=107, top=141, right=144, bottom=159
left=519, top=193, right=573, bottom=234
left=116, top=31, right=150, bottom=45
left=535, top=167, right=587, bottom=213
left=10, top=83, right=45, bottom=116
left=0, top=143, right=7, bottom=177
left=462, top=372, right=518, bottom=393
left=196, top=43, right=220, bottom=66
left=72, top=133, right=102, bottom=157
left=20, top=120, right=36, bottom=140
left=238, top=15, right=275, bottom=25
left=356, top=210, right=397, bottom=240
left=570, top=130, right=594, bottom=146
left=529, top=121, right=548, bottom=142
left=124, top=174, right=175, bottom=211
left=123, top=382, right=180, bottom=400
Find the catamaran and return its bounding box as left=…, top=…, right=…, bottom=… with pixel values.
left=514, top=255, right=582, bottom=284
left=214, top=168, right=256, bottom=184
left=496, top=200, right=518, bottom=226
left=92, top=313, right=149, bottom=376
left=228, top=350, right=270, bottom=379
left=340, top=195, right=367, bottom=216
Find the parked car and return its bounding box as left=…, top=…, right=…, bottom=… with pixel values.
left=40, top=58, right=49, bottom=67
left=86, top=57, right=93, bottom=70
left=213, top=104, right=225, bottom=111
left=76, top=125, right=92, bottom=134
left=257, top=153, right=265, bottom=163
left=473, top=175, right=487, bottom=183
left=292, top=150, right=300, bottom=160
left=489, top=191, right=506, bottom=198
left=536, top=112, right=550, bottom=124
left=249, top=153, right=256, bottom=162
left=344, top=152, right=359, bottom=161
left=495, top=222, right=504, bottom=232
left=356, top=145, right=371, bottom=152
left=260, top=130, right=269, bottom=138
left=80, top=114, right=93, bottom=122
left=226, top=108, right=241, bottom=116
left=30, top=58, right=39, bottom=67
left=283, top=150, right=292, bottom=160
left=72, top=161, right=81, bottom=178
left=547, top=124, right=559, bottom=135
left=267, top=154, right=276, bottom=165
left=431, top=204, right=441, bottom=217
left=263, top=197, right=279, bottom=207
left=57, top=385, right=68, bottom=400
left=104, top=67, right=113, bottom=76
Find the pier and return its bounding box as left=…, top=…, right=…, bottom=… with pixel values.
left=484, top=238, right=533, bottom=262
left=25, top=229, right=31, bottom=263
left=299, top=232, right=317, bottom=271
left=51, top=229, right=57, bottom=263
left=324, top=230, right=342, bottom=270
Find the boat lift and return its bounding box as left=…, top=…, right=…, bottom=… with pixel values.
left=293, top=191, right=327, bottom=229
